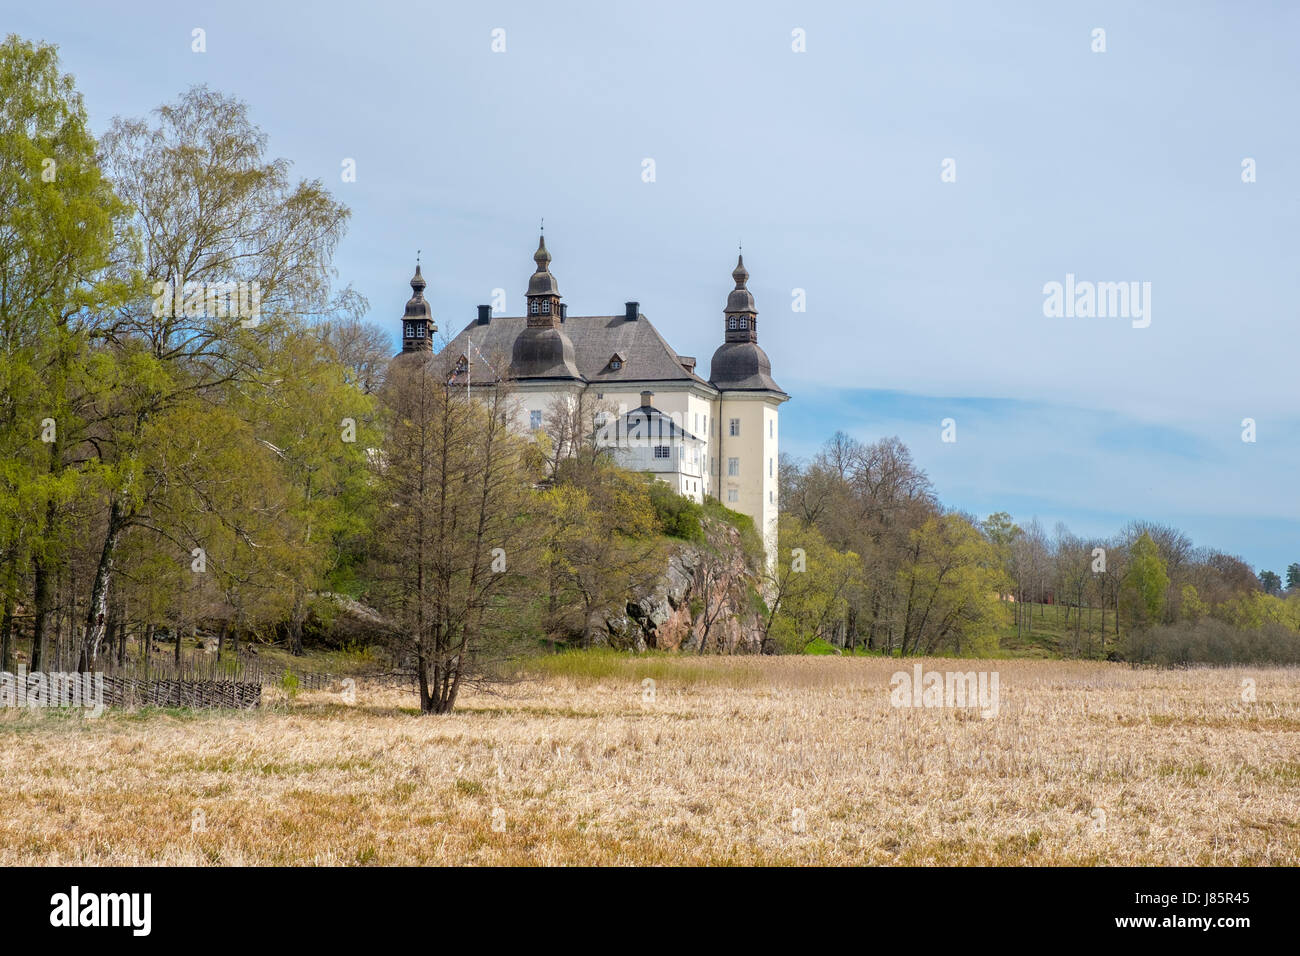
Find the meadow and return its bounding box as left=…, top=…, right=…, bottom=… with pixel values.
left=1, top=655, right=1296, bottom=865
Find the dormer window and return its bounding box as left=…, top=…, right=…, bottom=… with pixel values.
left=530, top=301, right=539, bottom=314
left=455, top=355, right=468, bottom=373
left=606, top=352, right=626, bottom=372
left=541, top=300, right=551, bottom=314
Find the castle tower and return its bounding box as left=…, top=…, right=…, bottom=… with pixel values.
left=708, top=254, right=788, bottom=570
left=525, top=235, right=563, bottom=327
left=512, top=234, right=581, bottom=379
left=399, top=262, right=436, bottom=352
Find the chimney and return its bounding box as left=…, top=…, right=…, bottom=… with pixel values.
left=625, top=301, right=639, bottom=322
left=640, top=390, right=654, bottom=408
left=559, top=302, right=567, bottom=323
left=476, top=304, right=491, bottom=325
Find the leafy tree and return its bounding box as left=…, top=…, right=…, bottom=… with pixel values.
left=0, top=35, right=130, bottom=668
left=763, top=515, right=861, bottom=653
left=542, top=463, right=663, bottom=647
left=1122, top=533, right=1169, bottom=628
left=72, top=85, right=353, bottom=665
left=896, top=513, right=1006, bottom=656
left=1287, top=563, right=1300, bottom=592
left=1259, top=570, right=1282, bottom=596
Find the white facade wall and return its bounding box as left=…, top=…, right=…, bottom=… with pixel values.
left=485, top=379, right=781, bottom=568
left=712, top=392, right=781, bottom=568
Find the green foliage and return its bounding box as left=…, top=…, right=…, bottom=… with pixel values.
left=766, top=515, right=863, bottom=654
left=644, top=479, right=704, bottom=542
left=896, top=514, right=1008, bottom=656
left=1123, top=533, right=1169, bottom=627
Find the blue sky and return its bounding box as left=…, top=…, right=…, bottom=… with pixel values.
left=9, top=0, right=1298, bottom=571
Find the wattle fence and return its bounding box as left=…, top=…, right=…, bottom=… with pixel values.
left=99, top=677, right=263, bottom=709
left=85, top=650, right=419, bottom=709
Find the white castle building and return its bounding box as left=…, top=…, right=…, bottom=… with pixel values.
left=393, top=236, right=788, bottom=565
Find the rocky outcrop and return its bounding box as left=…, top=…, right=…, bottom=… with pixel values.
left=597, top=519, right=764, bottom=653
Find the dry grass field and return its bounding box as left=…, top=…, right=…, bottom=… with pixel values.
left=1, top=656, right=1297, bottom=865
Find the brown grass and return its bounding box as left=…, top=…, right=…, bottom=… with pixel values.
left=1, top=657, right=1296, bottom=865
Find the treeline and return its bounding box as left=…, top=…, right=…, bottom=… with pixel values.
left=776, top=431, right=1300, bottom=661
left=0, top=38, right=395, bottom=673
left=1, top=39, right=743, bottom=702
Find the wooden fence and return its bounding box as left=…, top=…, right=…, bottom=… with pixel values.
left=95, top=652, right=351, bottom=690
left=99, top=677, right=262, bottom=709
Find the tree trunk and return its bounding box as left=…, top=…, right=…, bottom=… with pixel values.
left=116, top=610, right=128, bottom=665
left=31, top=538, right=54, bottom=671
left=81, top=497, right=129, bottom=669
left=289, top=595, right=305, bottom=656
left=0, top=593, right=12, bottom=672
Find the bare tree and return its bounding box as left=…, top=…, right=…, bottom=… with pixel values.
left=374, top=356, right=539, bottom=713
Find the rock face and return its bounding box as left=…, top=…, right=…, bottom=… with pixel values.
left=596, top=519, right=764, bottom=653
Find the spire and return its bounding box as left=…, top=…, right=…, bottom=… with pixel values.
left=732, top=253, right=749, bottom=289
left=533, top=234, right=552, bottom=272
left=526, top=233, right=562, bottom=323
left=723, top=252, right=757, bottom=343
left=400, top=257, right=435, bottom=352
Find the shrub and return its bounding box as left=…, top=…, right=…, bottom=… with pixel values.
left=1121, top=619, right=1300, bottom=666
left=644, top=479, right=704, bottom=542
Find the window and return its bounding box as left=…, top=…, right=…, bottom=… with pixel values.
left=654, top=446, right=670, bottom=459
left=729, top=418, right=740, bottom=437
left=529, top=410, right=542, bottom=430
left=594, top=411, right=608, bottom=428
left=727, top=488, right=738, bottom=503
left=416, top=324, right=425, bottom=337
left=609, top=359, right=622, bottom=370
left=769, top=458, right=773, bottom=476
left=727, top=316, right=737, bottom=330
left=541, top=300, right=551, bottom=314
left=770, top=490, right=775, bottom=503
left=727, top=457, right=739, bottom=477
left=404, top=322, right=412, bottom=338
left=530, top=301, right=539, bottom=314
left=769, top=419, right=774, bottom=438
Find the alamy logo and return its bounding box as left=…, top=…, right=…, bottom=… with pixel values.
left=152, top=278, right=262, bottom=327
left=1, top=667, right=104, bottom=718
left=889, top=663, right=999, bottom=718
left=50, top=886, right=151, bottom=936
left=1042, top=273, right=1151, bottom=328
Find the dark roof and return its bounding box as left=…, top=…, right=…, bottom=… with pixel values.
left=511, top=326, right=581, bottom=378
left=444, top=313, right=710, bottom=386
left=619, top=404, right=702, bottom=442
left=708, top=341, right=785, bottom=393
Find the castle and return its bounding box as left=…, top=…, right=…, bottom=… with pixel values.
left=394, top=236, right=788, bottom=565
